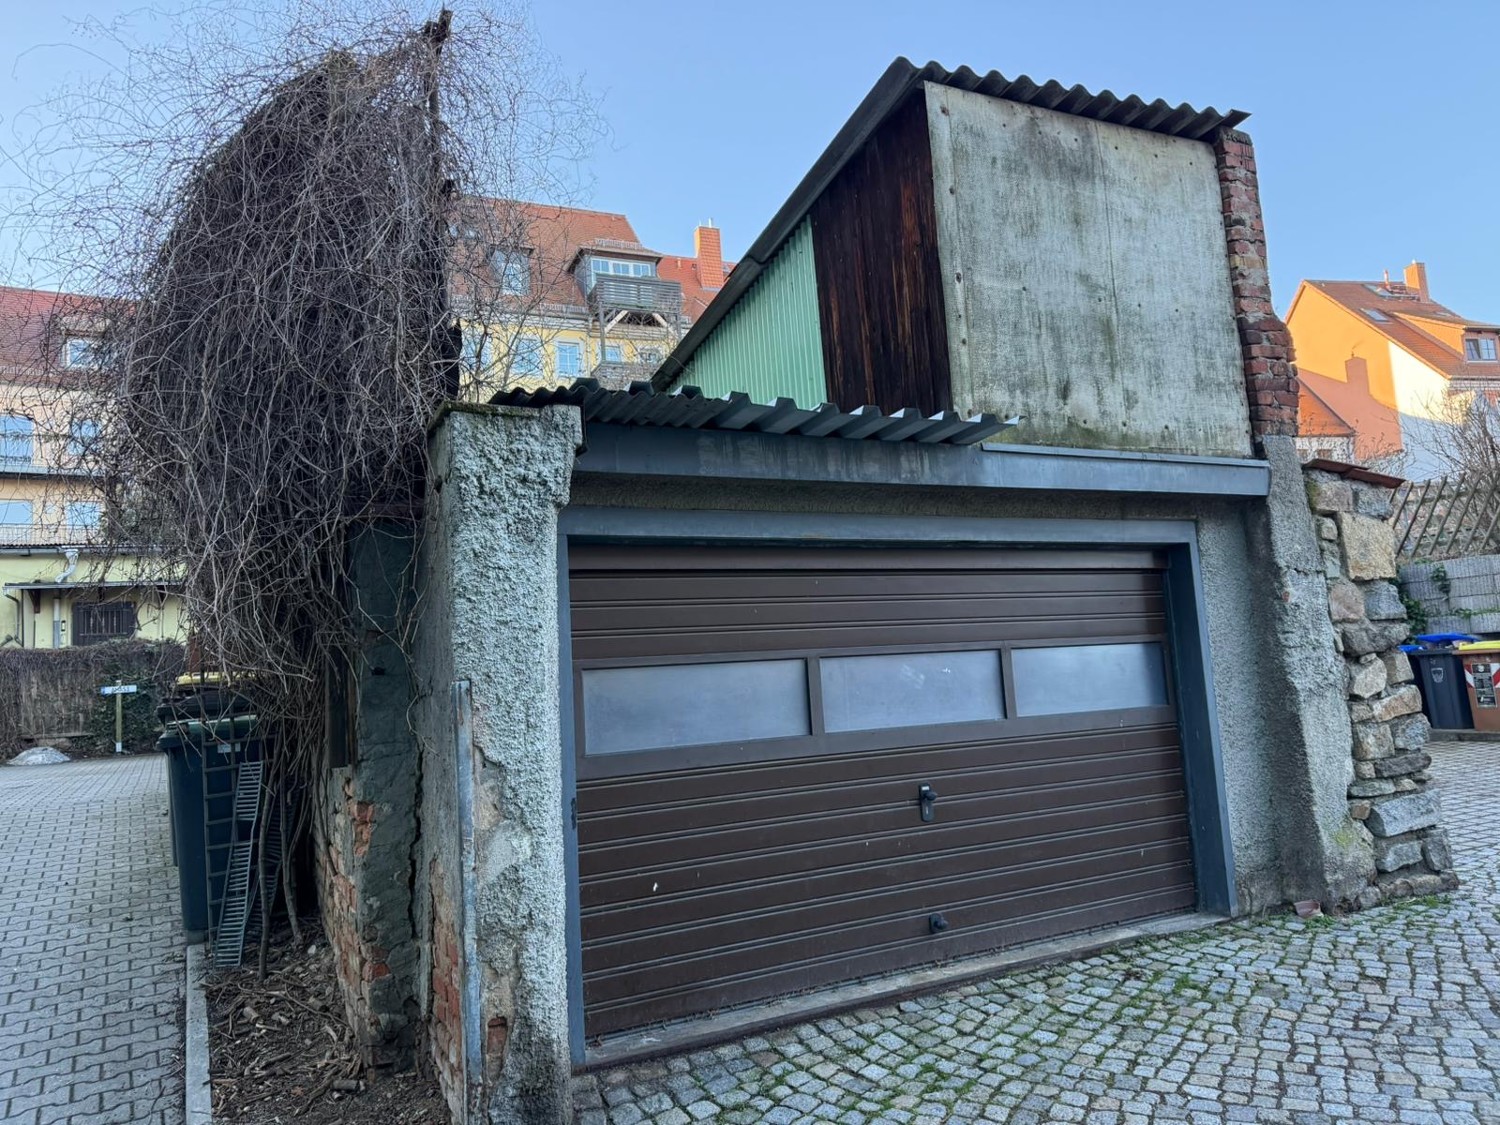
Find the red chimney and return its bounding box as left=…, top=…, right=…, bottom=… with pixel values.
left=694, top=224, right=724, bottom=291
left=1404, top=261, right=1429, bottom=301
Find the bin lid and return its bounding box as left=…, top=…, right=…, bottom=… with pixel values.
left=1417, top=632, right=1479, bottom=645
left=1457, top=641, right=1500, bottom=653
left=1399, top=644, right=1421, bottom=653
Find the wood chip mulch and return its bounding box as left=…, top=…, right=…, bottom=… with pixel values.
left=207, top=923, right=449, bottom=1124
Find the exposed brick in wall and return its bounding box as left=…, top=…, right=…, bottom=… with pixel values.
left=313, top=524, right=422, bottom=1071
left=1213, top=127, right=1300, bottom=444
left=427, top=863, right=465, bottom=1122
left=313, top=776, right=413, bottom=1065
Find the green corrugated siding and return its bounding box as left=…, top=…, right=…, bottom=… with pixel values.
left=683, top=218, right=828, bottom=406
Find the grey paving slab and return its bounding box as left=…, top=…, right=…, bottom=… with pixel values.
left=576, top=741, right=1500, bottom=1124
left=0, top=755, right=184, bottom=1124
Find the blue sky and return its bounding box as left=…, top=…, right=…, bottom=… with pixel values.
left=4, top=1, right=1498, bottom=317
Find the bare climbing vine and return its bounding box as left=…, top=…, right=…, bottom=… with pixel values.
left=3, top=1, right=600, bottom=965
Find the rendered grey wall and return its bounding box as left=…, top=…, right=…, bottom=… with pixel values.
left=925, top=83, right=1252, bottom=458
left=416, top=404, right=581, bottom=1124
left=569, top=462, right=1360, bottom=914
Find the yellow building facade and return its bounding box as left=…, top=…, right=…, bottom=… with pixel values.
left=452, top=202, right=730, bottom=396
left=0, top=286, right=186, bottom=649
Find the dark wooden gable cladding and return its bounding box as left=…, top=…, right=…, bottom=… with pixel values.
left=809, top=90, right=950, bottom=416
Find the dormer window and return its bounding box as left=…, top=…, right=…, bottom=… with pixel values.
left=589, top=257, right=656, bottom=280
left=1464, top=337, right=1497, bottom=361
left=491, top=248, right=531, bottom=297
left=64, top=336, right=102, bottom=368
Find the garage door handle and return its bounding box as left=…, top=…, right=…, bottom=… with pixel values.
left=917, top=784, right=938, bottom=823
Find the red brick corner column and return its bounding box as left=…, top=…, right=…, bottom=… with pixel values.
left=1213, top=126, right=1299, bottom=446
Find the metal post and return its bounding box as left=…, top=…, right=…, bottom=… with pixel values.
left=114, top=680, right=124, bottom=754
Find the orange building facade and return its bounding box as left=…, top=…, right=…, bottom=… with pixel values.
left=1286, top=262, right=1500, bottom=479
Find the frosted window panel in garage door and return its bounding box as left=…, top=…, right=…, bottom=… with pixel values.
left=820, top=650, right=1004, bottom=733
left=1012, top=642, right=1168, bottom=716
left=582, top=659, right=810, bottom=755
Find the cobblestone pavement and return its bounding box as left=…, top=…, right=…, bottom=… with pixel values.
left=0, top=755, right=184, bottom=1124
left=575, top=740, right=1500, bottom=1124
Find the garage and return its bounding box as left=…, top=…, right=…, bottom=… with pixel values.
left=569, top=543, right=1197, bottom=1039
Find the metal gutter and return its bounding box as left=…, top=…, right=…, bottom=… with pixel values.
left=573, top=423, right=1271, bottom=498
left=655, top=57, right=1249, bottom=388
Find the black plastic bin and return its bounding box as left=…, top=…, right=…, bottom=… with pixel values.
left=159, top=712, right=262, bottom=944
left=1407, top=649, right=1474, bottom=731
left=160, top=728, right=210, bottom=942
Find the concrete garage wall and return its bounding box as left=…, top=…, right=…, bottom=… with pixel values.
left=926, top=84, right=1252, bottom=458
left=413, top=404, right=581, bottom=1125
left=412, top=404, right=1403, bottom=1116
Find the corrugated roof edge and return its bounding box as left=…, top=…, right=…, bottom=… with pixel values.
left=489, top=378, right=1014, bottom=445
left=653, top=56, right=1250, bottom=390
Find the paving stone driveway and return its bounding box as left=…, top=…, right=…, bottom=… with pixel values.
left=0, top=755, right=184, bottom=1124
left=575, top=740, right=1500, bottom=1124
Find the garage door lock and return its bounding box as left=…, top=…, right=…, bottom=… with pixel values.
left=928, top=913, right=949, bottom=934
left=917, top=784, right=938, bottom=823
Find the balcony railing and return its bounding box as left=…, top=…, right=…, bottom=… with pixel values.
left=587, top=276, right=683, bottom=317
left=0, top=524, right=102, bottom=548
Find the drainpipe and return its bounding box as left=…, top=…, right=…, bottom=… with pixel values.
left=53, top=549, right=79, bottom=648
left=2, top=592, right=20, bottom=647
left=452, top=680, right=483, bottom=1124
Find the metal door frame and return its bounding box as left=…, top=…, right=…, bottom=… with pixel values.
left=556, top=506, right=1236, bottom=1065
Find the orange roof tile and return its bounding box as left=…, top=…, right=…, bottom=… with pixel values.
left=656, top=254, right=735, bottom=322
left=1305, top=279, right=1500, bottom=382
left=0, top=285, right=109, bottom=381
left=1297, top=377, right=1355, bottom=437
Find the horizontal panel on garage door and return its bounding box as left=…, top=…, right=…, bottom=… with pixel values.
left=569, top=544, right=1194, bottom=1039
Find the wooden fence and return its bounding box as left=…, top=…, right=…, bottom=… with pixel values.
left=1392, top=471, right=1500, bottom=560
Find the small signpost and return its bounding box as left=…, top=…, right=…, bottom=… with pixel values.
left=100, top=681, right=139, bottom=755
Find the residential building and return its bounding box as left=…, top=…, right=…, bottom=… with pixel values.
left=0, top=285, right=185, bottom=648
left=450, top=200, right=731, bottom=393
left=1286, top=262, right=1500, bottom=477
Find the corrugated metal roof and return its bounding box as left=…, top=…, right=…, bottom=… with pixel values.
left=916, top=61, right=1248, bottom=141
left=658, top=57, right=1248, bottom=390
left=491, top=379, right=1014, bottom=445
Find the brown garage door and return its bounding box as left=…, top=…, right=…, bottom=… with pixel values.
left=570, top=545, right=1195, bottom=1039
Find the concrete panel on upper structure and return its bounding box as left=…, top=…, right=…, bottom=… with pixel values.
left=926, top=83, right=1252, bottom=458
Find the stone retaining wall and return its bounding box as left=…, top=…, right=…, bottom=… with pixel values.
left=1305, top=468, right=1458, bottom=907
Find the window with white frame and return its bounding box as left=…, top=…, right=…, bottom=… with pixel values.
left=1464, top=336, right=1498, bottom=361
left=492, top=249, right=531, bottom=297
left=1, top=415, right=34, bottom=464
left=604, top=343, right=623, bottom=363
left=555, top=341, right=582, bottom=376
left=0, top=499, right=33, bottom=527
left=512, top=335, right=543, bottom=377
left=63, top=337, right=102, bottom=368
left=67, top=419, right=99, bottom=458
left=66, top=501, right=101, bottom=529
left=461, top=328, right=493, bottom=373
left=590, top=257, right=657, bottom=278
